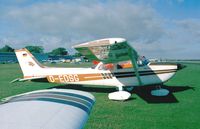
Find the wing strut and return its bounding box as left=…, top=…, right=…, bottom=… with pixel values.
left=128, top=48, right=143, bottom=86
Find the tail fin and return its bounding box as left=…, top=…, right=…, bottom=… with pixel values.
left=15, top=48, right=45, bottom=78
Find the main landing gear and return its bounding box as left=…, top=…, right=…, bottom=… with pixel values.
left=151, top=85, right=169, bottom=96
left=108, top=86, right=131, bottom=101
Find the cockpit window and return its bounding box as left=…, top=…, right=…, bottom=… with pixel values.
left=116, top=57, right=149, bottom=69
left=98, top=63, right=114, bottom=70
left=93, top=56, right=149, bottom=70
left=116, top=61, right=133, bottom=69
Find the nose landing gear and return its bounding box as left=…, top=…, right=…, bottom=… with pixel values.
left=108, top=86, right=131, bottom=101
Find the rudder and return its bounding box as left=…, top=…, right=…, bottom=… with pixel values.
left=15, top=48, right=44, bottom=78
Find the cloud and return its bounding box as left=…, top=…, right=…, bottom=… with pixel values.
left=2, top=1, right=164, bottom=52
left=0, top=0, right=199, bottom=59
left=147, top=18, right=200, bottom=59
left=174, top=19, right=200, bottom=38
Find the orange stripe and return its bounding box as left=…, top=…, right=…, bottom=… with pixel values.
left=47, top=73, right=104, bottom=83
left=78, top=73, right=103, bottom=81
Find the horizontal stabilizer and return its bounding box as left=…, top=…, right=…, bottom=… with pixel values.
left=10, top=76, right=47, bottom=83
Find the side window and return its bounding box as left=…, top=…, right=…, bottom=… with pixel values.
left=116, top=64, right=123, bottom=69
left=116, top=61, right=133, bottom=69
left=98, top=64, right=114, bottom=70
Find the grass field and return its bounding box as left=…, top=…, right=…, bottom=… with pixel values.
left=0, top=63, right=200, bottom=129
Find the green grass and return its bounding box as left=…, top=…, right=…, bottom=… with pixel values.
left=0, top=63, right=200, bottom=129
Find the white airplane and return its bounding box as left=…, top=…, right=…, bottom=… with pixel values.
left=13, top=38, right=184, bottom=101
left=0, top=89, right=95, bottom=129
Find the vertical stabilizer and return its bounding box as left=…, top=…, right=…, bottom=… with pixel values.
left=15, top=48, right=44, bottom=78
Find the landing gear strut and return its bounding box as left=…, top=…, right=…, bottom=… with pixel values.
left=151, top=85, right=169, bottom=96
left=108, top=86, right=131, bottom=101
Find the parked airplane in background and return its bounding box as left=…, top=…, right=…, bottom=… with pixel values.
left=12, top=38, right=185, bottom=101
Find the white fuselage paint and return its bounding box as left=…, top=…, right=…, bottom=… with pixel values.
left=33, top=64, right=177, bottom=88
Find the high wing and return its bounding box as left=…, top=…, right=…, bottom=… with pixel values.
left=73, top=38, right=139, bottom=64
left=73, top=38, right=142, bottom=85
left=0, top=89, right=95, bottom=129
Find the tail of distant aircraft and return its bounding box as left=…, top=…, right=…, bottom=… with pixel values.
left=15, top=48, right=44, bottom=78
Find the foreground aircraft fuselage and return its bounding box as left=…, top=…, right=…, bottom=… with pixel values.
left=14, top=38, right=184, bottom=100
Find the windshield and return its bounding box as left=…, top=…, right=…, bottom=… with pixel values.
left=98, top=63, right=114, bottom=71
left=137, top=56, right=149, bottom=66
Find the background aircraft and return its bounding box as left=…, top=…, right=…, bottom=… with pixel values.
left=0, top=89, right=95, bottom=129
left=13, top=38, right=185, bottom=101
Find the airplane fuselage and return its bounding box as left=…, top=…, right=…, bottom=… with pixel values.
left=28, top=63, right=178, bottom=88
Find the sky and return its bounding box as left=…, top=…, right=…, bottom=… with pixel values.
left=0, top=0, right=200, bottom=59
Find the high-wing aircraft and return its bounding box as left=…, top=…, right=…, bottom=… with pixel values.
left=0, top=89, right=95, bottom=129
left=13, top=38, right=184, bottom=101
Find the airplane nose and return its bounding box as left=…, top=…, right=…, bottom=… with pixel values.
left=177, top=63, right=186, bottom=70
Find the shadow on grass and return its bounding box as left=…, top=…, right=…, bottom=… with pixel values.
left=49, top=84, right=194, bottom=104
left=131, top=85, right=194, bottom=104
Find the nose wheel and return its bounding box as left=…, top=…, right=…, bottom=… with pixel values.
left=108, top=86, right=131, bottom=101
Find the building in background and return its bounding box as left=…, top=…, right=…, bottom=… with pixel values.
left=0, top=52, right=17, bottom=63
left=0, top=52, right=86, bottom=64
left=0, top=52, right=48, bottom=64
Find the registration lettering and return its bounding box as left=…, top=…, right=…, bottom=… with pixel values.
left=48, top=75, right=55, bottom=82
left=47, top=74, right=79, bottom=83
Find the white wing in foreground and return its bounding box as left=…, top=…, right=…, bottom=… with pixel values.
left=0, top=89, right=95, bottom=129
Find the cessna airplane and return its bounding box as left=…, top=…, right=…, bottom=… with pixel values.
left=13, top=38, right=184, bottom=101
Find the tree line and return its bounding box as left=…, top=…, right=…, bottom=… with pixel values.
left=0, top=45, right=81, bottom=56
